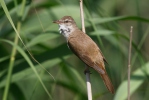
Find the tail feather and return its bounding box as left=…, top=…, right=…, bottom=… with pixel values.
left=100, top=72, right=115, bottom=94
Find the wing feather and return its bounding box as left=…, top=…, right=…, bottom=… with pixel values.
left=67, top=32, right=105, bottom=74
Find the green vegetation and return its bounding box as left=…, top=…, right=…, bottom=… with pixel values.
left=0, top=0, right=149, bottom=100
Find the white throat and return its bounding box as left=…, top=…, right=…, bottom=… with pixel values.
left=58, top=24, right=74, bottom=39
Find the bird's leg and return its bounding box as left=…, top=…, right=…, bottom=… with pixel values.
left=84, top=65, right=92, bottom=74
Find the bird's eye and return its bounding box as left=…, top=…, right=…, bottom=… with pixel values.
left=65, top=20, right=69, bottom=23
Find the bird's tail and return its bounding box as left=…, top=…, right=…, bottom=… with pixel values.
left=100, top=72, right=115, bottom=94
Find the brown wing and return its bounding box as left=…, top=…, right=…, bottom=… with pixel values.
left=68, top=41, right=94, bottom=67
left=67, top=31, right=105, bottom=74
left=68, top=31, right=115, bottom=93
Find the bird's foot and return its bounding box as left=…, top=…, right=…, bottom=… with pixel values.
left=84, top=67, right=92, bottom=74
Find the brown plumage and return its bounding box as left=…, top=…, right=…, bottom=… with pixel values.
left=53, top=16, right=115, bottom=94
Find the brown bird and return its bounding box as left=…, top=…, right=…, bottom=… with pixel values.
left=53, top=16, right=114, bottom=94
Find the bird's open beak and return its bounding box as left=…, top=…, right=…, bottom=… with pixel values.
left=53, top=20, right=61, bottom=24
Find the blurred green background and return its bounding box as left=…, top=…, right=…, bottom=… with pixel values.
left=0, top=0, right=149, bottom=100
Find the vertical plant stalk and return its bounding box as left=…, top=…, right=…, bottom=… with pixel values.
left=80, top=0, right=85, bottom=33
left=128, top=26, right=133, bottom=100
left=2, top=21, right=21, bottom=100
left=79, top=0, right=92, bottom=100
left=2, top=1, right=25, bottom=100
